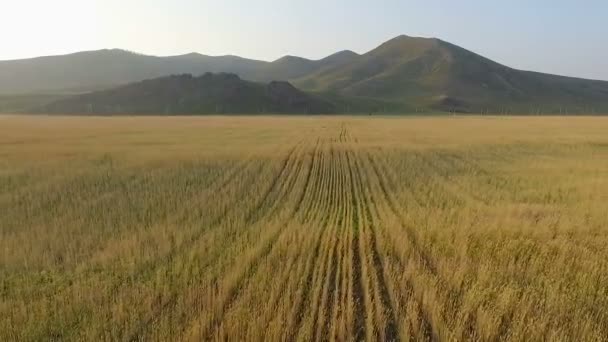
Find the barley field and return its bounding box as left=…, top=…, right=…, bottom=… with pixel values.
left=1, top=115, right=608, bottom=341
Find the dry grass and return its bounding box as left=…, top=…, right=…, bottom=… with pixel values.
left=1, top=115, right=608, bottom=341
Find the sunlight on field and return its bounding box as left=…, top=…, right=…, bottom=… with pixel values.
left=1, top=116, right=608, bottom=341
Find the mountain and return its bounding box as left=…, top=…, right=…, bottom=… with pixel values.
left=0, top=49, right=358, bottom=95
left=294, top=35, right=608, bottom=113
left=36, top=73, right=336, bottom=115
left=3, top=35, right=608, bottom=114
left=0, top=49, right=263, bottom=94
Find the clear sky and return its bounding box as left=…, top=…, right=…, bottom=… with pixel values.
left=3, top=0, right=607, bottom=80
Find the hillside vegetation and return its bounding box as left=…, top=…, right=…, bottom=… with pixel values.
left=2, top=116, right=608, bottom=341
left=38, top=73, right=335, bottom=115
left=295, top=36, right=608, bottom=113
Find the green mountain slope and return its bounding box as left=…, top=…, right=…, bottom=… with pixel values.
left=294, top=35, right=608, bottom=113
left=36, top=73, right=336, bottom=115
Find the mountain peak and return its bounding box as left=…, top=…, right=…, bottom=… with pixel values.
left=273, top=55, right=312, bottom=64
left=323, top=50, right=359, bottom=59
left=386, top=34, right=439, bottom=41
left=318, top=50, right=360, bottom=65
left=379, top=34, right=440, bottom=48
left=88, top=48, right=140, bottom=56
left=331, top=50, right=359, bottom=56
left=177, top=52, right=205, bottom=58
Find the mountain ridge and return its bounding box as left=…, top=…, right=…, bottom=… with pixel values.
left=2, top=35, right=608, bottom=114
left=294, top=35, right=608, bottom=113
left=37, top=73, right=336, bottom=115
left=0, top=47, right=360, bottom=95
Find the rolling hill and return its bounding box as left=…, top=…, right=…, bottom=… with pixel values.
left=36, top=73, right=336, bottom=115
left=295, top=35, right=608, bottom=113
left=3, top=35, right=608, bottom=114
left=0, top=49, right=358, bottom=95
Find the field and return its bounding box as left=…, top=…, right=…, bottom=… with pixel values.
left=1, top=115, right=608, bottom=341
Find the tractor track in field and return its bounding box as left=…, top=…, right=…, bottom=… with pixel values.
left=335, top=131, right=433, bottom=341
left=344, top=143, right=369, bottom=342
left=283, top=140, right=334, bottom=341
left=367, top=152, right=438, bottom=321
left=244, top=141, right=304, bottom=224
left=346, top=142, right=400, bottom=342
left=315, top=145, right=349, bottom=342
left=194, top=137, right=376, bottom=341
left=200, top=138, right=324, bottom=340
left=367, top=153, right=439, bottom=276
left=166, top=141, right=311, bottom=340
left=305, top=146, right=342, bottom=341
left=327, top=145, right=354, bottom=341
left=128, top=142, right=308, bottom=341
left=255, top=139, right=322, bottom=336
left=288, top=139, right=353, bottom=341
left=366, top=150, right=467, bottom=341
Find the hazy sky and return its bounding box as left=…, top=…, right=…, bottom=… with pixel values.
left=3, top=0, right=607, bottom=80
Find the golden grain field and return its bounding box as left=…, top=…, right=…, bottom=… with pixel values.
left=1, top=115, right=608, bottom=341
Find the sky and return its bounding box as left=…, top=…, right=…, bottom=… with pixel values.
left=3, top=0, right=607, bottom=80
